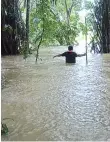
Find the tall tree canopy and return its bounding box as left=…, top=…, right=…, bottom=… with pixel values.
left=1, top=0, right=110, bottom=56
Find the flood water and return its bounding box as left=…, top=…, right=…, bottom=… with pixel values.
left=1, top=47, right=110, bottom=141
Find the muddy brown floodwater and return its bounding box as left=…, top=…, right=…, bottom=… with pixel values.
left=1, top=47, right=110, bottom=141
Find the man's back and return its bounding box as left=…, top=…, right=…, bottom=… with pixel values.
left=61, top=51, right=77, bottom=63
left=53, top=45, right=86, bottom=63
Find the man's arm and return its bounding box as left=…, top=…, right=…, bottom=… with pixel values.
left=77, top=53, right=86, bottom=57
left=53, top=52, right=66, bottom=58
left=53, top=54, right=63, bottom=58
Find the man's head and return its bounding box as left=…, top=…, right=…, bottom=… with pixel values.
left=68, top=45, right=73, bottom=51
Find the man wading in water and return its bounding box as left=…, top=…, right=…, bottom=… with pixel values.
left=53, top=45, right=86, bottom=63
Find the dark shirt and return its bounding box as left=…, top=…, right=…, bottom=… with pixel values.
left=61, top=51, right=77, bottom=63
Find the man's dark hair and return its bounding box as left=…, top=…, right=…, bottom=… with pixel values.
left=68, top=45, right=73, bottom=51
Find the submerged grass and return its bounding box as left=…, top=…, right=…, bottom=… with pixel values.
left=1, top=118, right=14, bottom=135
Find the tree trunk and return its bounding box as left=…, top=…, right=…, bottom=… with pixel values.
left=94, top=0, right=110, bottom=53
left=24, top=0, right=30, bottom=58
left=1, top=0, right=26, bottom=55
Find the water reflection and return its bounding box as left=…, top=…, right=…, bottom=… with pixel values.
left=1, top=47, right=110, bottom=141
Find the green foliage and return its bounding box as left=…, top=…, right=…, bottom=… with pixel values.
left=30, top=0, right=58, bottom=45
left=85, top=0, right=94, bottom=10
left=1, top=118, right=14, bottom=135
left=1, top=123, right=9, bottom=135
left=79, top=22, right=86, bottom=35
left=29, top=0, right=85, bottom=46
left=20, top=0, right=94, bottom=48
left=2, top=0, right=96, bottom=56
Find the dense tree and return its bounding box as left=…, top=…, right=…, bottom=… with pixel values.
left=1, top=0, right=110, bottom=56
left=29, top=0, right=83, bottom=46
left=93, top=0, right=110, bottom=53
left=1, top=0, right=26, bottom=55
